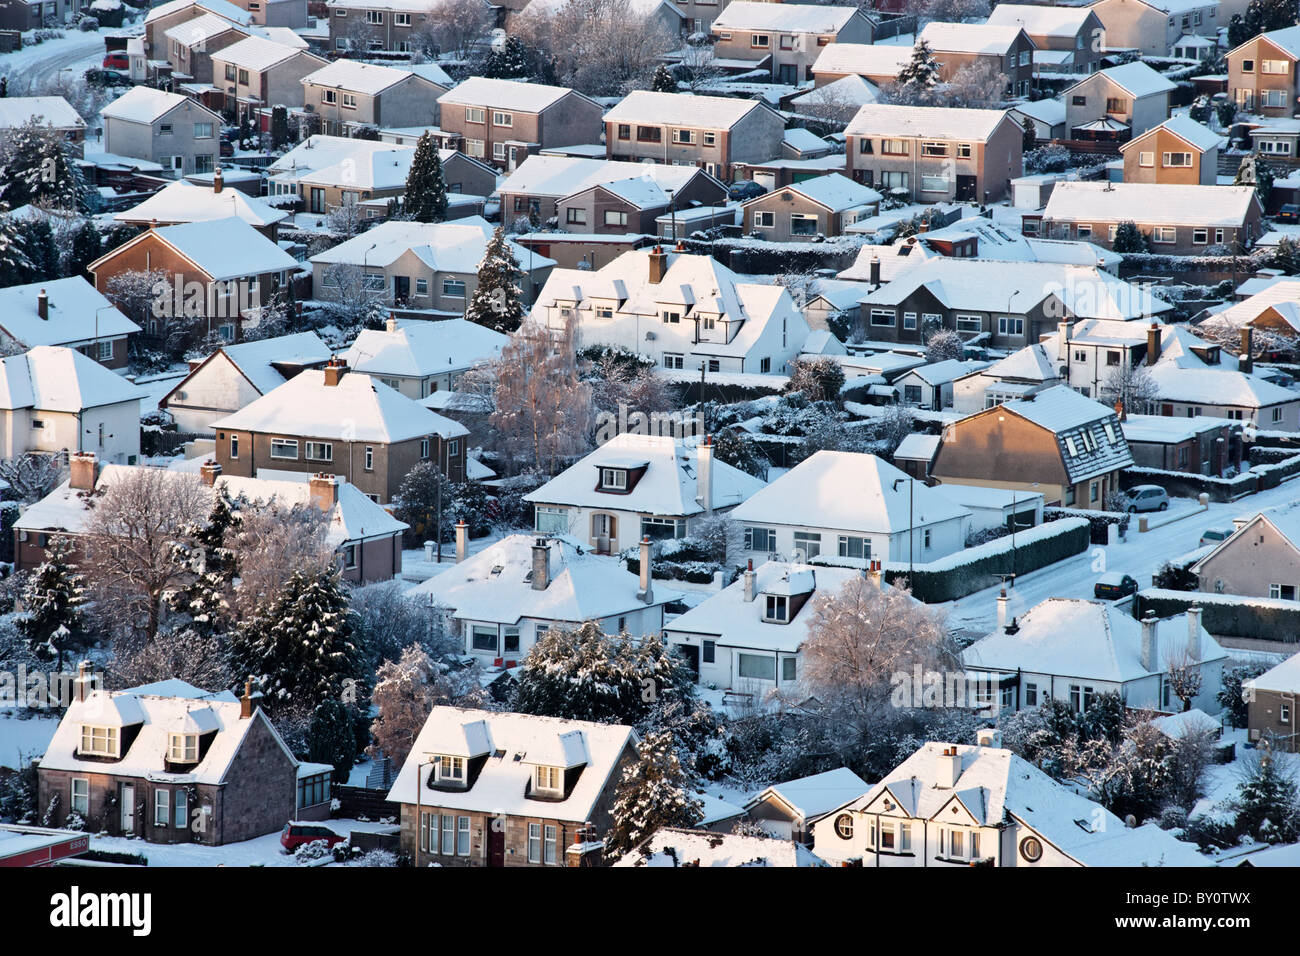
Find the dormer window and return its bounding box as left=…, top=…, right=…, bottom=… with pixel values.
left=80, top=725, right=118, bottom=757
left=600, top=468, right=627, bottom=490
left=437, top=755, right=465, bottom=784
left=763, top=594, right=789, bottom=623
left=534, top=765, right=563, bottom=796
left=168, top=733, right=199, bottom=763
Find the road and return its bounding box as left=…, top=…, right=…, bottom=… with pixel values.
left=943, top=477, right=1300, bottom=635
left=1, top=32, right=105, bottom=96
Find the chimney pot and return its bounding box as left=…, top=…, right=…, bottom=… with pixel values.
left=199, top=459, right=222, bottom=486
left=869, top=254, right=881, bottom=289
left=213, top=166, right=223, bottom=193
left=1240, top=326, right=1254, bottom=375
left=455, top=520, right=468, bottom=563
left=742, top=561, right=756, bottom=602
left=309, top=472, right=339, bottom=511
left=1146, top=322, right=1161, bottom=367
left=648, top=245, right=668, bottom=284
left=386, top=313, right=398, bottom=333
left=36, top=288, right=48, bottom=321
left=531, top=538, right=550, bottom=591
left=323, top=358, right=347, bottom=387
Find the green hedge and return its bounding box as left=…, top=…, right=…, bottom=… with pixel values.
left=1134, top=589, right=1300, bottom=644
left=623, top=556, right=724, bottom=585
left=1044, top=507, right=1130, bottom=544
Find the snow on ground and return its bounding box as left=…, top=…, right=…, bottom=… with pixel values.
left=0, top=708, right=61, bottom=770
left=0, top=31, right=109, bottom=94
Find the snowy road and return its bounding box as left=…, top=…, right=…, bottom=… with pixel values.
left=0, top=32, right=106, bottom=95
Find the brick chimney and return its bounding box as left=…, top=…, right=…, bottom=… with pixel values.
left=1114, top=397, right=1126, bottom=422
left=1240, top=326, right=1254, bottom=375
left=240, top=680, right=254, bottom=719
left=869, top=255, right=881, bottom=289
left=36, top=288, right=48, bottom=320
left=742, top=559, right=756, bottom=602
left=531, top=537, right=550, bottom=590
left=455, top=519, right=468, bottom=563
left=213, top=166, right=223, bottom=194
left=695, top=435, right=713, bottom=515
left=309, top=473, right=339, bottom=511
left=648, top=245, right=668, bottom=284
left=69, top=452, right=97, bottom=491
left=637, top=536, right=654, bottom=605
left=1140, top=612, right=1159, bottom=673
left=199, top=459, right=222, bottom=486
left=1146, top=322, right=1161, bottom=367
left=323, top=356, right=347, bottom=387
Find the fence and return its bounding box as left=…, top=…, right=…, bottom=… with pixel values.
left=333, top=785, right=400, bottom=822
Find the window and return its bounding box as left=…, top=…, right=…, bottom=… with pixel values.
left=1069, top=684, right=1096, bottom=713
left=305, top=441, right=333, bottom=462
left=920, top=174, right=949, bottom=193
left=636, top=125, right=662, bottom=142
left=159, top=123, right=173, bottom=135
left=1270, top=584, right=1297, bottom=600
left=71, top=779, right=89, bottom=816
left=1072, top=94, right=1086, bottom=106
left=751, top=33, right=770, bottom=48
left=904, top=384, right=923, bottom=405
left=493, top=142, right=506, bottom=161
left=457, top=816, right=470, bottom=856
left=923, top=528, right=932, bottom=550
left=998, top=316, right=1024, bottom=337
left=467, top=139, right=485, bottom=158
left=270, top=438, right=298, bottom=459
left=921, top=141, right=948, bottom=157
left=174, top=788, right=188, bottom=828
left=641, top=516, right=686, bottom=540
left=779, top=34, right=794, bottom=50
left=738, top=653, right=777, bottom=681
left=956, top=315, right=981, bottom=333
left=949, top=828, right=964, bottom=858
left=1105, top=97, right=1126, bottom=114
left=544, top=824, right=557, bottom=864
left=600, top=468, right=628, bottom=490
left=793, top=530, right=821, bottom=559
left=604, top=210, right=628, bottom=227
left=415, top=278, right=428, bottom=296
left=903, top=312, right=918, bottom=330
left=744, top=526, right=776, bottom=552
left=438, top=755, right=465, bottom=782
left=870, top=308, right=895, bottom=327
left=879, top=170, right=908, bottom=190
left=754, top=210, right=775, bottom=228
left=535, top=765, right=562, bottom=794
left=672, top=128, right=695, bottom=144
left=80, top=725, right=118, bottom=757
left=1283, top=703, right=1293, bottom=723
left=1025, top=682, right=1038, bottom=707
left=465, top=107, right=485, bottom=124
left=956, top=143, right=972, bottom=159
left=535, top=506, right=568, bottom=534
left=154, top=789, right=169, bottom=827
left=322, top=90, right=337, bottom=105
left=298, top=773, right=329, bottom=810
left=662, top=353, right=684, bottom=370
left=703, top=131, right=716, bottom=146
left=30, top=419, right=43, bottom=429
left=662, top=310, right=680, bottom=324
left=225, top=64, right=236, bottom=81
left=230, top=434, right=239, bottom=459
left=342, top=93, right=357, bottom=110
left=764, top=594, right=788, bottom=623
left=1192, top=227, right=1208, bottom=245
left=881, top=139, right=908, bottom=156
left=858, top=137, right=872, bottom=154
left=193, top=122, right=212, bottom=139
left=1152, top=226, right=1176, bottom=244
left=1242, top=59, right=1255, bottom=73
left=566, top=208, right=587, bottom=225
left=838, top=535, right=869, bottom=559
left=395, top=11, right=410, bottom=24
left=1162, top=152, right=1192, bottom=167
left=528, top=823, right=542, bottom=863
left=168, top=733, right=198, bottom=762
left=1275, top=407, right=1285, bottom=423
left=471, top=625, right=497, bottom=652
left=1263, top=59, right=1290, bottom=74
left=1138, top=151, right=1154, bottom=167
left=365, top=9, right=382, bottom=22
left=442, top=278, right=467, bottom=297
left=492, top=111, right=512, bottom=126
left=790, top=213, right=817, bottom=235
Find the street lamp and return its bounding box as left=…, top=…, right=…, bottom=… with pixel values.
left=414, top=758, right=433, bottom=867
left=1010, top=481, right=1040, bottom=584
left=892, top=476, right=914, bottom=581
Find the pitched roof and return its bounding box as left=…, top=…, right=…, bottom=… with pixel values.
left=215, top=35, right=320, bottom=71
left=438, top=76, right=582, bottom=112
left=344, top=318, right=508, bottom=377
left=747, top=767, right=870, bottom=821
left=918, top=20, right=1026, bottom=55
left=712, top=1, right=861, bottom=33
left=996, top=385, right=1135, bottom=480
left=1247, top=24, right=1300, bottom=59
left=615, top=828, right=827, bottom=866
left=303, top=59, right=435, bottom=96
left=1246, top=647, right=1300, bottom=695
left=1042, top=182, right=1259, bottom=228
left=115, top=178, right=288, bottom=228
left=164, top=331, right=331, bottom=403
left=499, top=156, right=713, bottom=200
left=310, top=216, right=552, bottom=273
left=101, top=86, right=211, bottom=124
left=132, top=217, right=297, bottom=280
left=604, top=90, right=773, bottom=129
left=790, top=73, right=882, bottom=111
left=1076, top=61, right=1177, bottom=99
left=144, top=0, right=251, bottom=24
left=0, top=95, right=86, bottom=131
left=0, top=346, right=143, bottom=412
left=845, top=103, right=1013, bottom=141
left=812, top=41, right=911, bottom=77
left=0, top=276, right=140, bottom=347
left=754, top=173, right=882, bottom=213
left=985, top=3, right=1095, bottom=35
left=163, top=11, right=246, bottom=43
left=1122, top=114, right=1223, bottom=153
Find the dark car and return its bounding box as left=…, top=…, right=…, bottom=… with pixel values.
left=85, top=68, right=131, bottom=88
left=1094, top=572, right=1139, bottom=600
left=220, top=140, right=235, bottom=157
left=728, top=180, right=766, bottom=201
left=280, top=822, right=345, bottom=852
left=1278, top=204, right=1300, bottom=223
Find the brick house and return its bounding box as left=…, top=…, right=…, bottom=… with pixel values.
left=1245, top=652, right=1300, bottom=751
left=37, top=674, right=333, bottom=846
left=916, top=21, right=1037, bottom=98
left=325, top=0, right=482, bottom=53
left=1226, top=24, right=1300, bottom=115
left=709, top=1, right=876, bottom=84
left=845, top=104, right=1024, bottom=204
left=1119, top=115, right=1220, bottom=185
left=740, top=173, right=881, bottom=239
left=1120, top=414, right=1242, bottom=476
left=387, top=707, right=638, bottom=866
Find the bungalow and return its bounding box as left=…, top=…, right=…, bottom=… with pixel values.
left=1090, top=0, right=1220, bottom=57
left=1119, top=115, right=1221, bottom=185
left=114, top=170, right=289, bottom=239
left=1226, top=24, right=1300, bottom=116
left=709, top=1, right=877, bottom=84
left=894, top=358, right=993, bottom=410
left=342, top=317, right=508, bottom=399
left=1194, top=501, right=1300, bottom=600
left=951, top=342, right=1062, bottom=413
left=267, top=134, right=417, bottom=212
left=0, top=276, right=139, bottom=370
left=741, top=173, right=881, bottom=240
left=810, top=42, right=911, bottom=87
left=1121, top=414, right=1243, bottom=475
left=1062, top=61, right=1176, bottom=141
left=0, top=96, right=86, bottom=155
left=743, top=767, right=870, bottom=844
left=985, top=3, right=1104, bottom=74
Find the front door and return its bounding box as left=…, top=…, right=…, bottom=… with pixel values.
left=592, top=513, right=616, bottom=553
left=393, top=275, right=410, bottom=305
left=310, top=188, right=325, bottom=214
left=121, top=783, right=135, bottom=834
left=488, top=826, right=505, bottom=867
left=679, top=644, right=700, bottom=676
left=956, top=175, right=977, bottom=202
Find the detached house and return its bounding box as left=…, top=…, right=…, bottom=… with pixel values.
left=1090, top=0, right=1219, bottom=57
left=1120, top=115, right=1221, bottom=185
left=916, top=21, right=1037, bottom=97
left=1244, top=652, right=1300, bottom=750
left=741, top=173, right=881, bottom=239
left=985, top=3, right=1104, bottom=74
left=438, top=77, right=604, bottom=171
left=101, top=86, right=224, bottom=176
left=267, top=135, right=426, bottom=212
left=210, top=35, right=328, bottom=116
left=845, top=104, right=1024, bottom=203
left=343, top=317, right=508, bottom=399
left=387, top=707, right=637, bottom=867
left=0, top=96, right=86, bottom=155
left=1226, top=24, right=1300, bottom=115
left=1062, top=61, right=1175, bottom=141
left=709, top=1, right=877, bottom=84
left=604, top=91, right=786, bottom=181
left=0, top=276, right=139, bottom=370
left=302, top=60, right=445, bottom=137
left=142, top=0, right=253, bottom=60
left=931, top=384, right=1135, bottom=509
left=1194, top=501, right=1300, bottom=600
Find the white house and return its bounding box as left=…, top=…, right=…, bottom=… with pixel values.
left=743, top=767, right=871, bottom=844
left=728, top=451, right=971, bottom=566
left=894, top=358, right=993, bottom=410
left=524, top=433, right=767, bottom=555
left=0, top=277, right=140, bottom=369
left=614, top=828, right=827, bottom=867
left=342, top=317, right=508, bottom=399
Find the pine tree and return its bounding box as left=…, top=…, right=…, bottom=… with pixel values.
left=465, top=225, right=526, bottom=334
left=604, top=730, right=703, bottom=861
left=1021, top=116, right=1036, bottom=153
left=17, top=218, right=58, bottom=283
left=0, top=119, right=87, bottom=212
left=270, top=105, right=290, bottom=151
left=228, top=569, right=364, bottom=714
left=0, top=207, right=29, bottom=286
left=166, top=491, right=240, bottom=642
left=893, top=40, right=940, bottom=106
left=66, top=220, right=101, bottom=279
left=1273, top=236, right=1300, bottom=274
left=1111, top=221, right=1150, bottom=254
left=651, top=64, right=676, bottom=93
left=1236, top=748, right=1300, bottom=843
left=481, top=35, right=534, bottom=79
left=18, top=539, right=88, bottom=671
left=404, top=131, right=448, bottom=223
left=307, top=697, right=360, bottom=781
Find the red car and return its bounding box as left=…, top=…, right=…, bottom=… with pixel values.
left=280, top=822, right=346, bottom=852
left=103, top=52, right=129, bottom=70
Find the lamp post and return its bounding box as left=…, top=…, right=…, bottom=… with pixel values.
left=414, top=759, right=432, bottom=867
left=893, top=476, right=914, bottom=581
left=1010, top=481, right=1039, bottom=585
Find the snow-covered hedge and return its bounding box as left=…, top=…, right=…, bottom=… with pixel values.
left=1120, top=466, right=1258, bottom=502
left=1044, top=507, right=1130, bottom=544
left=1135, top=588, right=1300, bottom=643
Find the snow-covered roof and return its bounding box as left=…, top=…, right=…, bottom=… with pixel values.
left=1073, top=61, right=1178, bottom=99
left=214, top=35, right=319, bottom=72
left=310, top=216, right=552, bottom=273
left=1002, top=382, right=1120, bottom=431
left=790, top=74, right=882, bottom=111
left=165, top=331, right=331, bottom=402
left=899, top=358, right=992, bottom=386
left=980, top=341, right=1059, bottom=384
left=388, top=706, right=635, bottom=823
left=837, top=240, right=940, bottom=283
left=846, top=103, right=1014, bottom=142
left=115, top=178, right=288, bottom=228
left=211, top=366, right=468, bottom=442
left=0, top=347, right=142, bottom=413
left=986, top=3, right=1095, bottom=35
left=713, top=1, right=860, bottom=33
left=812, top=41, right=911, bottom=77
left=101, top=86, right=216, bottom=125
left=1120, top=413, right=1234, bottom=444
left=1246, top=648, right=1300, bottom=695
left=439, top=76, right=583, bottom=113
left=1123, top=114, right=1223, bottom=154
left=604, top=90, right=775, bottom=129
left=749, top=173, right=881, bottom=213
left=918, top=21, right=1026, bottom=55
left=344, top=319, right=508, bottom=378
left=615, top=827, right=827, bottom=867
left=1245, top=23, right=1300, bottom=59
left=137, top=218, right=297, bottom=281
left=730, top=450, right=970, bottom=534
left=893, top=432, right=940, bottom=461
left=0, top=95, right=86, bottom=131
left=303, top=59, right=438, bottom=96
left=964, top=597, right=1226, bottom=683
left=499, top=155, right=714, bottom=201
left=1009, top=97, right=1067, bottom=126
left=1149, top=708, right=1220, bottom=739
left=144, top=0, right=251, bottom=24
left=1146, top=363, right=1297, bottom=409
left=270, top=134, right=416, bottom=190
left=163, top=11, right=247, bottom=44
left=0, top=276, right=140, bottom=348
left=747, top=767, right=870, bottom=822
left=922, top=217, right=1122, bottom=269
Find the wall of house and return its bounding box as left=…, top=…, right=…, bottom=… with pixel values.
left=341, top=533, right=402, bottom=584
left=536, top=94, right=605, bottom=152
left=743, top=190, right=834, bottom=240
left=1228, top=36, right=1299, bottom=115
left=1249, top=688, right=1300, bottom=751
left=441, top=154, right=499, bottom=197
left=1045, top=216, right=1259, bottom=256
left=104, top=101, right=222, bottom=175
left=16, top=399, right=142, bottom=464
left=213, top=712, right=297, bottom=844
left=1092, top=0, right=1217, bottom=56
left=164, top=353, right=269, bottom=435
left=1122, top=129, right=1215, bottom=185
left=931, top=413, right=1074, bottom=504
left=1196, top=519, right=1300, bottom=599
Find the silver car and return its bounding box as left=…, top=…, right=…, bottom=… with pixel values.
left=1123, top=485, right=1170, bottom=513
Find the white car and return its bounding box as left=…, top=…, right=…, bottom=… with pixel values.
left=1123, top=485, right=1169, bottom=513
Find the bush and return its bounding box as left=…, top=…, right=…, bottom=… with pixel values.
left=1024, top=144, right=1070, bottom=173
left=1152, top=558, right=1199, bottom=591
left=1044, top=507, right=1129, bottom=544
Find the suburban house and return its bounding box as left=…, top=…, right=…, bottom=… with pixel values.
left=1061, top=61, right=1176, bottom=142
left=0, top=96, right=87, bottom=155
left=210, top=358, right=470, bottom=500
left=893, top=432, right=941, bottom=482
left=157, top=331, right=332, bottom=434
left=810, top=735, right=1207, bottom=866
left=1034, top=182, right=1262, bottom=254
left=0, top=347, right=142, bottom=465
left=810, top=42, right=912, bottom=87
left=309, top=217, right=554, bottom=313
left=729, top=451, right=970, bottom=566
left=88, top=217, right=298, bottom=344
left=1089, top=0, right=1219, bottom=57
left=37, top=677, right=330, bottom=846
left=709, top=2, right=877, bottom=84
left=614, top=828, right=826, bottom=867
left=1202, top=278, right=1300, bottom=349
left=1009, top=98, right=1067, bottom=142
left=101, top=86, right=224, bottom=176
left=228, top=0, right=306, bottom=26
left=386, top=707, right=637, bottom=866
left=210, top=36, right=328, bottom=117
left=1226, top=24, right=1300, bottom=115
left=1119, top=115, right=1221, bottom=185
left=844, top=104, right=1025, bottom=204
left=916, top=21, right=1037, bottom=97
left=952, top=342, right=1061, bottom=413
left=741, top=173, right=882, bottom=239
left=529, top=245, right=811, bottom=375
left=603, top=91, right=787, bottom=181
left=1193, top=501, right=1300, bottom=600
left=438, top=78, right=604, bottom=171
left=113, top=171, right=289, bottom=239
left=301, top=60, right=444, bottom=137
left=964, top=599, right=1227, bottom=715
left=343, top=318, right=507, bottom=399
left=985, top=3, right=1104, bottom=74
left=930, top=385, right=1135, bottom=509
left=267, top=135, right=422, bottom=212
left=665, top=560, right=862, bottom=694
left=497, top=156, right=727, bottom=234
left=0, top=276, right=140, bottom=370
left=524, top=433, right=766, bottom=553
left=325, top=0, right=478, bottom=51
left=1121, top=414, right=1243, bottom=475
left=142, top=0, right=253, bottom=61
left=743, top=768, right=870, bottom=844
left=163, top=11, right=250, bottom=84
left=894, top=358, right=994, bottom=410
left=1244, top=652, right=1300, bottom=750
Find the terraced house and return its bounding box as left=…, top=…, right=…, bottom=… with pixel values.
left=301, top=60, right=444, bottom=136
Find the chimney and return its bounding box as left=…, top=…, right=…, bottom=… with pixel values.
left=531, top=537, right=550, bottom=591
left=199, top=459, right=222, bottom=487
left=674, top=240, right=685, bottom=253
left=69, top=451, right=97, bottom=491
left=213, top=166, right=223, bottom=193
left=1186, top=605, right=1202, bottom=661
left=1004, top=616, right=1019, bottom=635
left=1058, top=319, right=1073, bottom=362
left=36, top=288, right=48, bottom=320
left=1146, top=322, right=1161, bottom=367
left=72, top=660, right=94, bottom=703
left=1140, top=612, right=1159, bottom=673
left=976, top=727, right=1002, bottom=749
left=936, top=745, right=961, bottom=788
left=455, top=520, right=468, bottom=563
left=323, top=356, right=347, bottom=387
left=1114, top=397, right=1126, bottom=422
left=869, top=254, right=881, bottom=289
left=240, top=680, right=254, bottom=719
left=1240, top=326, right=1254, bottom=375
left=648, top=245, right=668, bottom=284
left=696, top=435, right=713, bottom=515
left=637, top=536, right=654, bottom=605
left=386, top=313, right=399, bottom=333
left=996, top=587, right=1008, bottom=629
left=742, top=559, right=756, bottom=602
left=309, top=473, right=339, bottom=511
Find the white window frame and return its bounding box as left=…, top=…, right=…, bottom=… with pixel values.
left=270, top=438, right=299, bottom=460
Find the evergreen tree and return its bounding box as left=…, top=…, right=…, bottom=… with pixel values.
left=166, top=491, right=240, bottom=642
left=270, top=105, right=290, bottom=151
left=465, top=225, right=526, bottom=333
left=229, top=569, right=364, bottom=714
left=307, top=697, right=360, bottom=782
left=1111, top=221, right=1150, bottom=254
left=0, top=120, right=87, bottom=211
left=1235, top=153, right=1273, bottom=210
left=481, top=35, right=535, bottom=79
left=17, top=218, right=58, bottom=284
left=0, top=76, right=7, bottom=98
left=651, top=64, right=677, bottom=92
left=1235, top=747, right=1300, bottom=843
left=404, top=131, right=448, bottom=223
left=1273, top=236, right=1300, bottom=274
left=392, top=459, right=450, bottom=547
left=604, top=730, right=703, bottom=861
left=18, top=540, right=88, bottom=670
left=0, top=209, right=29, bottom=287
left=66, top=219, right=102, bottom=279
left=1021, top=116, right=1036, bottom=153
left=893, top=40, right=941, bottom=105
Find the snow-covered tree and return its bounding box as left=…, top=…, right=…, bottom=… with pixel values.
left=945, top=58, right=1007, bottom=109
left=604, top=729, right=703, bottom=861
left=318, top=262, right=386, bottom=332
left=226, top=498, right=334, bottom=620
left=887, top=41, right=941, bottom=106
left=65, top=219, right=102, bottom=279
left=466, top=226, right=526, bottom=334
left=1234, top=746, right=1300, bottom=844
left=650, top=63, right=676, bottom=92
left=165, top=491, right=240, bottom=641
left=1111, top=221, right=1150, bottom=254
left=785, top=356, right=846, bottom=403
left=307, top=697, right=359, bottom=781
left=368, top=644, right=440, bottom=768
left=1165, top=646, right=1203, bottom=713
left=404, top=132, right=448, bottom=224
left=1099, top=361, right=1160, bottom=416
left=480, top=35, right=538, bottom=79
left=393, top=459, right=451, bottom=547
left=270, top=105, right=290, bottom=151
left=0, top=452, right=62, bottom=503
left=925, top=328, right=964, bottom=363
left=17, top=539, right=88, bottom=670
left=109, top=627, right=231, bottom=692
left=0, top=118, right=87, bottom=212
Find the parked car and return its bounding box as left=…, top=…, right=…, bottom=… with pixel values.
left=280, top=822, right=346, bottom=852
left=1198, top=526, right=1233, bottom=548
left=1094, top=572, right=1139, bottom=600
left=1278, top=204, right=1300, bottom=223
left=85, top=68, right=131, bottom=88
left=1122, top=485, right=1169, bottom=513
left=103, top=52, right=129, bottom=70
left=728, top=180, right=766, bottom=201
left=220, top=140, right=234, bottom=158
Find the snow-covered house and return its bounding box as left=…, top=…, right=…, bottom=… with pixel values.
left=951, top=342, right=1062, bottom=413
left=37, top=675, right=332, bottom=846
left=158, top=331, right=332, bottom=435
left=100, top=86, right=224, bottom=177
left=301, top=60, right=445, bottom=137
left=342, top=317, right=507, bottom=399
left=114, top=171, right=289, bottom=239
left=209, top=35, right=328, bottom=118
left=1061, top=61, right=1176, bottom=141
left=1244, top=652, right=1300, bottom=750
left=439, top=77, right=604, bottom=171
left=1226, top=24, right=1300, bottom=116
left=810, top=736, right=1208, bottom=866
left=1193, top=500, right=1300, bottom=601
left=709, top=1, right=877, bottom=84
left=162, top=11, right=251, bottom=85
left=529, top=246, right=811, bottom=375
left=0, top=276, right=140, bottom=370
left=387, top=706, right=637, bottom=866
left=524, top=433, right=765, bottom=554
left=917, top=21, right=1037, bottom=97
left=963, top=599, right=1227, bottom=715
left=0, top=96, right=87, bottom=155
left=614, top=828, right=827, bottom=867
left=811, top=42, right=912, bottom=87
left=985, top=3, right=1105, bottom=74
left=743, top=767, right=870, bottom=844
left=1090, top=0, right=1219, bottom=57
left=728, top=451, right=971, bottom=566
left=666, top=561, right=862, bottom=694
left=1119, top=115, right=1222, bottom=186
left=740, top=173, right=882, bottom=240
left=894, top=358, right=993, bottom=410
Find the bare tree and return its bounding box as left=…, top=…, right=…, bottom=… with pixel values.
left=944, top=58, right=1008, bottom=108
left=1165, top=646, right=1204, bottom=713
left=675, top=43, right=724, bottom=94
left=1100, top=362, right=1160, bottom=416
left=584, top=351, right=676, bottom=422
left=227, top=498, right=335, bottom=620
left=901, top=0, right=991, bottom=24
left=104, top=268, right=170, bottom=332
left=108, top=627, right=230, bottom=691
left=793, top=82, right=867, bottom=127
left=1197, top=316, right=1299, bottom=361
left=427, top=0, right=495, bottom=60
left=318, top=262, right=385, bottom=331
left=368, top=643, right=488, bottom=767
left=0, top=453, right=62, bottom=503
